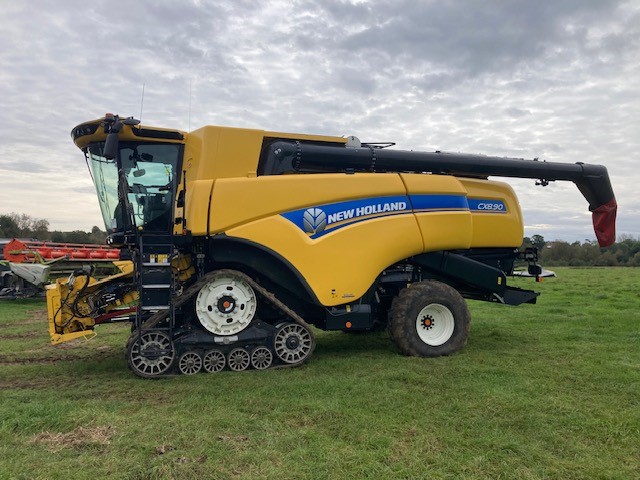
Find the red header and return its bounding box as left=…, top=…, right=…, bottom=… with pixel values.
left=3, top=239, right=119, bottom=263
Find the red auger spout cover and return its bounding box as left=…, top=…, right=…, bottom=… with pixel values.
left=592, top=198, right=617, bottom=247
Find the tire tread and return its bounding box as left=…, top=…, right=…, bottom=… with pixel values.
left=388, top=280, right=470, bottom=357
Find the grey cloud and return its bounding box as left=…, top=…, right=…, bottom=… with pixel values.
left=0, top=160, right=53, bottom=174
left=0, top=0, right=637, bottom=239
left=504, top=107, right=531, bottom=118
left=308, top=0, right=630, bottom=104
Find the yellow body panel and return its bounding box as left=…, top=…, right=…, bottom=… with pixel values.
left=183, top=180, right=214, bottom=235
left=400, top=174, right=474, bottom=250
left=209, top=173, right=409, bottom=233
left=212, top=171, right=522, bottom=306
left=459, top=178, right=523, bottom=247
left=227, top=214, right=423, bottom=306
left=416, top=211, right=474, bottom=251
left=179, top=126, right=346, bottom=235
left=182, top=126, right=345, bottom=182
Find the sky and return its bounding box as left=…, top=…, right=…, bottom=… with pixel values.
left=0, top=0, right=638, bottom=242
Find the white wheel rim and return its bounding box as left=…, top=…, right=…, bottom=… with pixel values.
left=415, top=303, right=455, bottom=346
left=251, top=346, right=273, bottom=370
left=203, top=350, right=226, bottom=373
left=228, top=348, right=250, bottom=371
left=178, top=352, right=202, bottom=375
left=130, top=332, right=174, bottom=376
left=195, top=273, right=257, bottom=336
left=274, top=323, right=313, bottom=364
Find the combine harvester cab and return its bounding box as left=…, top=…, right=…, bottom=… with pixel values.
left=50, top=114, right=616, bottom=377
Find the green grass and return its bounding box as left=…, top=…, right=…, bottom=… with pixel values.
left=1, top=267, right=639, bottom=479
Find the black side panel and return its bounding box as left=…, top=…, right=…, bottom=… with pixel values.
left=450, top=248, right=519, bottom=275
left=411, top=251, right=539, bottom=305
left=413, top=251, right=507, bottom=295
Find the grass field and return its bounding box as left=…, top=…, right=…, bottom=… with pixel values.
left=1, top=267, right=639, bottom=479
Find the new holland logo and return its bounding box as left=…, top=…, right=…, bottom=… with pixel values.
left=303, top=208, right=327, bottom=234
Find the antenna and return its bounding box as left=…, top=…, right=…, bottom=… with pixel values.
left=188, top=79, right=192, bottom=132
left=139, top=83, right=145, bottom=123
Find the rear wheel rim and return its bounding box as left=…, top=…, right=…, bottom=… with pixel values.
left=415, top=303, right=455, bottom=346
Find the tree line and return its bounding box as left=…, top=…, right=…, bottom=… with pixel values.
left=523, top=234, right=640, bottom=267
left=0, top=213, right=107, bottom=245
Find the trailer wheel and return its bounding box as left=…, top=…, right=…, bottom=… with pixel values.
left=389, top=281, right=470, bottom=357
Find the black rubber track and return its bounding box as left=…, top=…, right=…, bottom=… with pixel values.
left=126, top=269, right=315, bottom=378
left=388, top=280, right=470, bottom=357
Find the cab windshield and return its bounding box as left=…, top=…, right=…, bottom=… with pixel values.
left=86, top=142, right=182, bottom=232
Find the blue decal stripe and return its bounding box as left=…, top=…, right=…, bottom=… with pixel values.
left=412, top=208, right=469, bottom=213
left=409, top=194, right=469, bottom=211
left=281, top=195, right=411, bottom=239
left=280, top=194, right=507, bottom=239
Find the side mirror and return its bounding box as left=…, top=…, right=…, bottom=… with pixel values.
left=103, top=132, right=119, bottom=160
left=102, top=115, right=126, bottom=160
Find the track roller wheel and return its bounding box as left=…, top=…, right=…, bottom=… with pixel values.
left=126, top=331, right=175, bottom=379
left=251, top=346, right=273, bottom=370
left=228, top=348, right=250, bottom=371
left=178, top=352, right=202, bottom=375
left=388, top=280, right=470, bottom=357
left=273, top=323, right=315, bottom=365
left=203, top=349, right=226, bottom=373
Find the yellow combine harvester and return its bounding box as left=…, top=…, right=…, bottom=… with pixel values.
left=48, top=114, right=617, bottom=377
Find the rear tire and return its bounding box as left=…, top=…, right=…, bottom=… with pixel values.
left=388, top=281, right=470, bottom=357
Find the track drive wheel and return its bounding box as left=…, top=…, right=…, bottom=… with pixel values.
left=126, top=331, right=175, bottom=378
left=388, top=281, right=470, bottom=357
left=273, top=323, right=315, bottom=365
left=194, top=272, right=257, bottom=336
